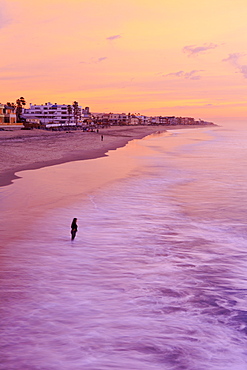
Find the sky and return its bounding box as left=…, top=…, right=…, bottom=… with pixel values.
left=1, top=0, right=247, bottom=123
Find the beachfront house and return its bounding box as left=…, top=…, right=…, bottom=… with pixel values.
left=149, top=116, right=191, bottom=125
left=150, top=116, right=161, bottom=124
left=135, top=115, right=151, bottom=125
left=128, top=115, right=140, bottom=125
left=108, top=113, right=128, bottom=125
left=0, top=104, right=4, bottom=124
left=0, top=103, right=17, bottom=125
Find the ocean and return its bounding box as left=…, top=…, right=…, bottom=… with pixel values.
left=1, top=123, right=247, bottom=369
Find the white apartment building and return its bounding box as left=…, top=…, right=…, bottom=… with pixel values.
left=23, top=102, right=91, bottom=126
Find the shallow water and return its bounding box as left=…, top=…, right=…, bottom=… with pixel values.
left=1, top=124, right=247, bottom=369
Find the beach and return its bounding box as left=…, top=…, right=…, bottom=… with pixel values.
left=0, top=124, right=212, bottom=187
left=1, top=122, right=247, bottom=369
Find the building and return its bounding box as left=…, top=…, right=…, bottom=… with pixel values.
left=0, top=103, right=17, bottom=125
left=149, top=116, right=191, bottom=125
left=136, top=115, right=151, bottom=125
left=108, top=113, right=128, bottom=125
left=81, top=107, right=92, bottom=124
left=23, top=102, right=91, bottom=126
left=128, top=115, right=140, bottom=125
left=91, top=112, right=129, bottom=125
left=150, top=116, right=161, bottom=124
left=0, top=104, right=4, bottom=124
left=92, top=113, right=112, bottom=125
left=182, top=117, right=195, bottom=125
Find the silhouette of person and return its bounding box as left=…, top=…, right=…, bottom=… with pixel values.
left=101, top=135, right=104, bottom=141
left=71, top=218, right=78, bottom=240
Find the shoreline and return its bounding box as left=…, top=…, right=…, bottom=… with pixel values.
left=0, top=124, right=215, bottom=187
left=1, top=124, right=215, bottom=246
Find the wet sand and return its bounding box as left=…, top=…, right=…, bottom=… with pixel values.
left=0, top=124, right=213, bottom=187
left=1, top=125, right=214, bottom=247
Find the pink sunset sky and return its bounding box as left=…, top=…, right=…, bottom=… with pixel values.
left=1, top=0, right=247, bottom=123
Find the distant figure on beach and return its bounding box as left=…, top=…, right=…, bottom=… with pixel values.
left=71, top=218, right=78, bottom=240
left=101, top=135, right=104, bottom=141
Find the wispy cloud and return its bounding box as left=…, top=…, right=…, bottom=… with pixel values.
left=222, top=53, right=245, bottom=64
left=80, top=57, right=107, bottom=64
left=223, top=53, right=247, bottom=78
left=0, top=75, right=39, bottom=80
left=97, top=57, right=107, bottom=62
left=106, top=35, right=121, bottom=41
left=239, top=65, right=247, bottom=78
left=174, top=103, right=214, bottom=108
left=164, top=70, right=204, bottom=80
left=183, top=43, right=219, bottom=57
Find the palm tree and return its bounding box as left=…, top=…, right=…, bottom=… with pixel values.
left=16, top=97, right=26, bottom=122
left=67, top=105, right=72, bottom=125
left=72, top=101, right=79, bottom=126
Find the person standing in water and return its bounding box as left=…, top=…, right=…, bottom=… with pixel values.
left=71, top=218, right=78, bottom=240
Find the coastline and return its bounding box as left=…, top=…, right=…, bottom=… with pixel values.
left=0, top=124, right=214, bottom=187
